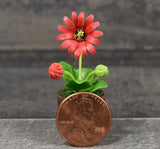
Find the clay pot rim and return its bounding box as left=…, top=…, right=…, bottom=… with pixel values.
left=57, top=90, right=106, bottom=100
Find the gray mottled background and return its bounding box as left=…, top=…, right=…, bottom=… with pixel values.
left=0, top=0, right=160, bottom=50
left=0, top=0, right=160, bottom=118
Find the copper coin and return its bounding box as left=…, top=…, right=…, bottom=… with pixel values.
left=56, top=92, right=112, bottom=147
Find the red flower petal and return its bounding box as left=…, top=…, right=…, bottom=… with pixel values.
left=81, top=42, right=87, bottom=57
left=72, top=11, right=78, bottom=27
left=63, top=16, right=76, bottom=31
left=60, top=40, right=72, bottom=50
left=68, top=40, right=78, bottom=55
left=86, top=35, right=100, bottom=45
left=57, top=25, right=73, bottom=33
left=86, top=41, right=96, bottom=55
left=56, top=33, right=73, bottom=40
left=89, top=30, right=103, bottom=37
left=84, top=14, right=94, bottom=29
left=79, top=42, right=87, bottom=57
left=74, top=42, right=87, bottom=59
left=74, top=47, right=81, bottom=59
left=78, top=12, right=85, bottom=28
left=85, top=21, right=100, bottom=33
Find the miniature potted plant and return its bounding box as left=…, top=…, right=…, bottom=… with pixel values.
left=48, top=11, right=111, bottom=147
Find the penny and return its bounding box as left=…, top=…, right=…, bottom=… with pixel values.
left=56, top=92, right=112, bottom=147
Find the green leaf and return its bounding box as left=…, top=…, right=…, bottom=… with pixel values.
left=60, top=88, right=74, bottom=98
left=60, top=61, right=75, bottom=76
left=58, top=62, right=108, bottom=93
left=65, top=79, right=92, bottom=92
left=89, top=76, right=99, bottom=84
left=75, top=68, right=93, bottom=81
left=84, top=80, right=108, bottom=92
left=60, top=61, right=76, bottom=82
left=93, top=89, right=104, bottom=97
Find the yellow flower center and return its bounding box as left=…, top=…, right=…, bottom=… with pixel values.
left=74, top=30, right=86, bottom=41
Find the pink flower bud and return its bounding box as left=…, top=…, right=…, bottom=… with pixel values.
left=48, top=63, right=63, bottom=80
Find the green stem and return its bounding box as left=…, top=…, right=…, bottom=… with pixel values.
left=85, top=71, right=96, bottom=81
left=79, top=53, right=82, bottom=80
left=63, top=70, right=75, bottom=80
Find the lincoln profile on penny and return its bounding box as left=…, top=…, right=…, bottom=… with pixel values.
left=48, top=11, right=112, bottom=147
left=67, top=97, right=97, bottom=144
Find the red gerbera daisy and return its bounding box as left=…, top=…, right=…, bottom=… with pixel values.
left=56, top=12, right=103, bottom=59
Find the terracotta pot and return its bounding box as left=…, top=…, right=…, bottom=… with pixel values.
left=57, top=90, right=106, bottom=106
